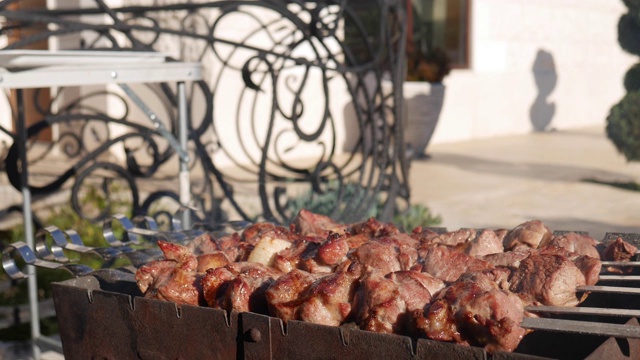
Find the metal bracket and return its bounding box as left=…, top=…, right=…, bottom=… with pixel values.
left=118, top=83, right=189, bottom=162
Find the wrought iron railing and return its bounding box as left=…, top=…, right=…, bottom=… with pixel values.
left=0, top=0, right=408, bottom=227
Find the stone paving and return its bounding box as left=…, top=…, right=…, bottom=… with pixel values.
left=408, top=125, right=640, bottom=241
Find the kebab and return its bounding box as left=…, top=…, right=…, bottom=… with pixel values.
left=135, top=210, right=635, bottom=353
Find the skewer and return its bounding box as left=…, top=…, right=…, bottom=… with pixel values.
left=601, top=261, right=640, bottom=267
left=598, top=275, right=640, bottom=281
left=577, top=285, right=640, bottom=295
left=522, top=318, right=640, bottom=339
left=526, top=306, right=640, bottom=318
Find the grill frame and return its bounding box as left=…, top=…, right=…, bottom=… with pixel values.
left=45, top=230, right=640, bottom=359
left=51, top=271, right=639, bottom=360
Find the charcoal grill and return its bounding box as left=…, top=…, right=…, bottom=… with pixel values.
left=3, top=217, right=640, bottom=359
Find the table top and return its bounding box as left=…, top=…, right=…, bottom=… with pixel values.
left=0, top=50, right=202, bottom=88
left=0, top=49, right=168, bottom=68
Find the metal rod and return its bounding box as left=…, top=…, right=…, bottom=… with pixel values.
left=16, top=89, right=41, bottom=359
left=177, top=81, right=191, bottom=229
left=601, top=261, right=640, bottom=267
left=522, top=317, right=640, bottom=339
left=526, top=306, right=640, bottom=318
left=598, top=275, right=640, bottom=281
left=117, top=83, right=188, bottom=161
left=578, top=285, right=640, bottom=295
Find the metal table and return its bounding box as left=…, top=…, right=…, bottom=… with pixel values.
left=0, top=49, right=202, bottom=355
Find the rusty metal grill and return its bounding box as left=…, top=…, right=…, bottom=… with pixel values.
left=3, top=216, right=640, bottom=359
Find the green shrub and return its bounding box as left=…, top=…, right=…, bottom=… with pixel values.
left=606, top=91, right=640, bottom=161
left=624, top=0, right=640, bottom=13
left=618, top=14, right=640, bottom=56
left=392, top=203, right=442, bottom=232
left=624, top=63, right=640, bottom=92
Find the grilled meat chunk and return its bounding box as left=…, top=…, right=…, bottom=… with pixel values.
left=426, top=228, right=477, bottom=247
left=352, top=237, right=419, bottom=275
left=297, top=260, right=363, bottom=326
left=266, top=269, right=322, bottom=322
left=293, top=209, right=348, bottom=236
left=135, top=240, right=201, bottom=306
left=481, top=250, right=531, bottom=270
left=457, top=229, right=504, bottom=257
left=416, top=272, right=526, bottom=353
left=572, top=255, right=602, bottom=286
left=355, top=271, right=442, bottom=334
left=186, top=232, right=244, bottom=261
left=420, top=245, right=493, bottom=283
left=536, top=246, right=601, bottom=286
left=196, top=252, right=230, bottom=273
left=201, top=262, right=281, bottom=313
left=350, top=217, right=401, bottom=238
left=242, top=222, right=297, bottom=245
left=503, top=220, right=552, bottom=251
left=509, top=253, right=586, bottom=307
left=539, top=232, right=600, bottom=259
left=273, top=234, right=349, bottom=274
left=135, top=211, right=607, bottom=354
left=602, top=237, right=638, bottom=261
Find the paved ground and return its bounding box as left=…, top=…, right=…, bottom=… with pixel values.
left=409, top=125, right=640, bottom=241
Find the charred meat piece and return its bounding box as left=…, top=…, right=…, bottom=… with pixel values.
left=266, top=269, right=322, bottom=322
left=509, top=253, right=586, bottom=307
left=240, top=223, right=296, bottom=266
left=411, top=227, right=443, bottom=244
left=602, top=237, right=638, bottom=261
left=201, top=262, right=282, bottom=314
left=272, top=239, right=313, bottom=273
left=135, top=240, right=201, bottom=306
left=297, top=260, right=363, bottom=326
left=242, top=222, right=297, bottom=245
left=601, top=237, right=638, bottom=274
left=196, top=252, right=230, bottom=273
left=420, top=245, right=493, bottom=283
left=355, top=271, right=442, bottom=334
left=456, top=229, right=503, bottom=257
left=416, top=228, right=476, bottom=247
left=494, top=229, right=509, bottom=243
left=350, top=217, right=401, bottom=238
left=416, top=272, right=526, bottom=353
left=292, top=209, right=349, bottom=236
left=184, top=232, right=237, bottom=272
left=481, top=250, right=531, bottom=270
left=572, top=255, right=602, bottom=286
left=352, top=237, right=419, bottom=275
left=539, top=232, right=600, bottom=259
left=503, top=220, right=552, bottom=251
left=186, top=232, right=244, bottom=260
left=273, top=234, right=349, bottom=274
left=536, top=246, right=601, bottom=286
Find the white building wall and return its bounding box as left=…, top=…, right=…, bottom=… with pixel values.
left=431, top=0, right=636, bottom=144
left=1, top=0, right=633, bottom=156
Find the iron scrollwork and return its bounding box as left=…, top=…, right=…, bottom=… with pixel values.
left=0, top=0, right=409, bottom=227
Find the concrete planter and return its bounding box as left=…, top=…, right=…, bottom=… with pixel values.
left=403, top=81, right=446, bottom=159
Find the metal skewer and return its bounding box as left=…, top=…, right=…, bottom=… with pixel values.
left=522, top=318, right=640, bottom=339
left=577, top=285, right=640, bottom=295
left=526, top=305, right=640, bottom=318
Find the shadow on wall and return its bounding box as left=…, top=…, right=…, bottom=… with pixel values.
left=530, top=49, right=558, bottom=132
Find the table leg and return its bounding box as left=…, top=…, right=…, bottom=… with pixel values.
left=16, top=89, right=41, bottom=358
left=177, top=81, right=191, bottom=229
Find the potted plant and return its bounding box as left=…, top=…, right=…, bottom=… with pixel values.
left=403, top=47, right=451, bottom=159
